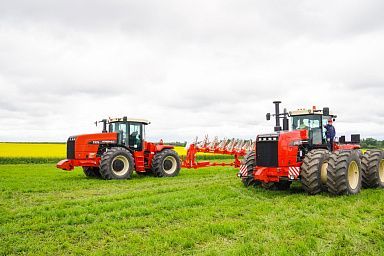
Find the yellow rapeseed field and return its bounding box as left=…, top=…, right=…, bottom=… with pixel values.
left=0, top=143, right=66, bottom=158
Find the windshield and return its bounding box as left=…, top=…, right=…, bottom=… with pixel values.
left=109, top=122, right=128, bottom=142
left=291, top=114, right=334, bottom=145
left=110, top=122, right=127, bottom=133
left=291, top=115, right=322, bottom=130
left=292, top=114, right=325, bottom=145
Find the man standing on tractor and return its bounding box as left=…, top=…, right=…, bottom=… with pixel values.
left=324, top=118, right=336, bottom=151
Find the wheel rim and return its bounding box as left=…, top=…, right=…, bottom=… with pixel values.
left=348, top=161, right=359, bottom=190
left=320, top=162, right=328, bottom=184
left=163, top=156, right=177, bottom=174
left=379, top=159, right=384, bottom=183
left=111, top=155, right=130, bottom=176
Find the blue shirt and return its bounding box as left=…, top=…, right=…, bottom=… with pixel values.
left=324, top=124, right=336, bottom=139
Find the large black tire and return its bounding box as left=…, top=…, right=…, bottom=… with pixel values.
left=152, top=149, right=181, bottom=177
left=240, top=151, right=257, bottom=187
left=99, top=147, right=134, bottom=180
left=300, top=149, right=330, bottom=195
left=327, top=150, right=362, bottom=195
left=82, top=167, right=101, bottom=178
left=361, top=150, right=384, bottom=188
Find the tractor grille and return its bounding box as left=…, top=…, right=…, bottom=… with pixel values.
left=67, top=136, right=76, bottom=159
left=256, top=135, right=278, bottom=167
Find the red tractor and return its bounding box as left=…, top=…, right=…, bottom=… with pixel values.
left=239, top=101, right=384, bottom=195
left=57, top=117, right=181, bottom=179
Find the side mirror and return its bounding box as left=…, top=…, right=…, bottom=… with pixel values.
left=283, top=118, right=289, bottom=131
left=323, top=107, right=330, bottom=116
left=266, top=113, right=271, bottom=121
left=351, top=134, right=360, bottom=144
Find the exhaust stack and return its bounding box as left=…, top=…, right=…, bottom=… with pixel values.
left=266, top=101, right=289, bottom=132
left=273, top=101, right=282, bottom=132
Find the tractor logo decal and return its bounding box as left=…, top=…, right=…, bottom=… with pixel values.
left=288, top=167, right=300, bottom=178
left=88, top=140, right=117, bottom=144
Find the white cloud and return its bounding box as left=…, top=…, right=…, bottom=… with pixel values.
left=0, top=0, right=383, bottom=142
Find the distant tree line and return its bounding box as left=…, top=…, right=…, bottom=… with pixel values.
left=360, top=138, right=384, bottom=149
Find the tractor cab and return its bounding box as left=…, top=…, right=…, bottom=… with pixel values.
left=289, top=108, right=336, bottom=147
left=106, top=117, right=150, bottom=151
left=266, top=101, right=335, bottom=148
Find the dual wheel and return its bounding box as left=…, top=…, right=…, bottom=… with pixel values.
left=302, top=149, right=384, bottom=195
left=83, top=147, right=181, bottom=180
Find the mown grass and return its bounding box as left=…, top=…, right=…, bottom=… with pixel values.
left=0, top=164, right=383, bottom=255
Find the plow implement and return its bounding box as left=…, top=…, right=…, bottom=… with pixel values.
left=182, top=136, right=255, bottom=169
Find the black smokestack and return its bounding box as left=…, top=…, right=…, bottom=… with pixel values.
left=273, top=101, right=282, bottom=131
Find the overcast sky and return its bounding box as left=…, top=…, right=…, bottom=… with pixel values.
left=0, top=0, right=383, bottom=142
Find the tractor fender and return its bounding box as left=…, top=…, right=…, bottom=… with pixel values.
left=155, top=144, right=174, bottom=152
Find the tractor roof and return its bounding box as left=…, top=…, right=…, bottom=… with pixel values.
left=289, top=108, right=336, bottom=117
left=108, top=117, right=151, bottom=125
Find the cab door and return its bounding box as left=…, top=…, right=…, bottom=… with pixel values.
left=128, top=123, right=143, bottom=151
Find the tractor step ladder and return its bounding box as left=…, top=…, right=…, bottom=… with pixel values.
left=134, top=152, right=145, bottom=172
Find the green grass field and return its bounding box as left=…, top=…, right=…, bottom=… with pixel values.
left=1, top=164, right=383, bottom=255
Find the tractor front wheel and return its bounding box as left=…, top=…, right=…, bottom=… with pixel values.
left=300, top=149, right=330, bottom=195
left=152, top=149, right=181, bottom=177
left=82, top=167, right=101, bottom=178
left=99, top=147, right=134, bottom=180
left=327, top=150, right=362, bottom=195
left=362, top=150, right=384, bottom=188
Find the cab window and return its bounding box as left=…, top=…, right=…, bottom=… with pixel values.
left=291, top=115, right=323, bottom=145
left=129, top=123, right=142, bottom=150
left=110, top=122, right=128, bottom=143
left=291, top=115, right=321, bottom=130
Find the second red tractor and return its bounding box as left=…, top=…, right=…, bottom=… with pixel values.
left=239, top=101, right=384, bottom=195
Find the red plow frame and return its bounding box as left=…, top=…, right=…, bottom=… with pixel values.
left=181, top=136, right=255, bottom=169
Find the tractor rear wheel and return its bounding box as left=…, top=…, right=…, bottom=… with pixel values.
left=152, top=149, right=181, bottom=177
left=361, top=150, right=384, bottom=188
left=240, top=151, right=257, bottom=187
left=300, top=149, right=330, bottom=195
left=82, top=167, right=101, bottom=178
left=99, top=147, right=134, bottom=180
left=327, top=150, right=362, bottom=195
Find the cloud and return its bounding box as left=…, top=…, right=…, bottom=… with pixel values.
left=0, top=0, right=383, bottom=142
